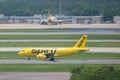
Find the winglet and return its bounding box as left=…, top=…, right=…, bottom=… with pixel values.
left=73, top=35, right=87, bottom=48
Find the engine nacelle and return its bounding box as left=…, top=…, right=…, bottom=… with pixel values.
left=37, top=54, right=46, bottom=60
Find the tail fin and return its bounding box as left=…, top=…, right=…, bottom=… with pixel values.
left=48, top=9, right=50, bottom=17
left=73, top=35, right=87, bottom=48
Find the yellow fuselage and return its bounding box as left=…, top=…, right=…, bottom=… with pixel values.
left=19, top=47, right=88, bottom=57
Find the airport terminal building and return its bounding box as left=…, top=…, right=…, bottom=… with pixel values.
left=66, top=16, right=103, bottom=24
left=0, top=14, right=103, bottom=24
left=114, top=16, right=120, bottom=24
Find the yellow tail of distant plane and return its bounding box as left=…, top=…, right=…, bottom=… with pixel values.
left=18, top=35, right=89, bottom=61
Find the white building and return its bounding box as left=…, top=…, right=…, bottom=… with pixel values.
left=114, top=16, right=120, bottom=23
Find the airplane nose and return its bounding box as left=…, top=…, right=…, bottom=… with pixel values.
left=18, top=51, right=24, bottom=55
left=18, top=52, right=21, bottom=55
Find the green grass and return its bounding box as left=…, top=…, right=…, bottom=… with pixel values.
left=70, top=65, right=120, bottom=80
left=0, top=34, right=120, bottom=40
left=88, top=42, right=120, bottom=47
left=0, top=28, right=69, bottom=32
left=0, top=52, right=24, bottom=60
left=0, top=64, right=120, bottom=72
left=0, top=42, right=120, bottom=47
left=0, top=42, right=73, bottom=47
left=56, top=52, right=120, bottom=60
left=0, top=52, right=120, bottom=60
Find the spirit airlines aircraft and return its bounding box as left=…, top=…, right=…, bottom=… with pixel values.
left=18, top=35, right=89, bottom=61
left=40, top=11, right=62, bottom=25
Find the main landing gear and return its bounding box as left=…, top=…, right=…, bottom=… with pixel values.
left=27, top=57, right=30, bottom=60
left=50, top=57, right=55, bottom=61
left=27, top=57, right=55, bottom=61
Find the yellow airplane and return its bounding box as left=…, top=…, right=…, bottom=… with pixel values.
left=18, top=35, right=89, bottom=61
left=40, top=10, right=62, bottom=25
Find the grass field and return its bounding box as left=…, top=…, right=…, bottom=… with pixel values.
left=0, top=64, right=120, bottom=72
left=0, top=34, right=120, bottom=40
left=0, top=52, right=120, bottom=60
left=0, top=42, right=120, bottom=47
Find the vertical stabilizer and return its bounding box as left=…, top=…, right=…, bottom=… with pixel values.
left=73, top=35, right=87, bottom=48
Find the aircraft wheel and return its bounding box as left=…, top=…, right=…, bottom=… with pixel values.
left=55, top=22, right=57, bottom=25
left=27, top=57, right=30, bottom=60
left=59, top=22, right=62, bottom=24
left=50, top=58, right=54, bottom=61
left=45, top=22, right=48, bottom=25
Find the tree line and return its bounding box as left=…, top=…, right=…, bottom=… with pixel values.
left=0, top=0, right=120, bottom=21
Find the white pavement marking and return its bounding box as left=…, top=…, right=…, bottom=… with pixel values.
left=0, top=40, right=120, bottom=42
left=0, top=60, right=120, bottom=64
left=0, top=47, right=23, bottom=52
left=89, top=47, right=120, bottom=53
left=0, top=72, right=70, bottom=80
left=0, top=47, right=120, bottom=53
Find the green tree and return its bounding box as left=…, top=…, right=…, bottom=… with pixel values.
left=0, top=0, right=120, bottom=21
left=70, top=66, right=120, bottom=80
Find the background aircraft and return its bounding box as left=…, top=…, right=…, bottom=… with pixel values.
left=18, top=35, right=89, bottom=61
left=40, top=11, right=62, bottom=25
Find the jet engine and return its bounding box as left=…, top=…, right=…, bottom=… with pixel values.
left=37, top=54, right=46, bottom=60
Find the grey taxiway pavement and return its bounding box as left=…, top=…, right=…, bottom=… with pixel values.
left=0, top=60, right=120, bottom=64
left=0, top=24, right=120, bottom=29
left=0, top=72, right=70, bottom=80
left=0, top=32, right=120, bottom=35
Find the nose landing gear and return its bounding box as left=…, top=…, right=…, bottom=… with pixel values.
left=27, top=57, right=30, bottom=60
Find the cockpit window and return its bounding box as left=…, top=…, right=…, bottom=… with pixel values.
left=21, top=50, right=24, bottom=52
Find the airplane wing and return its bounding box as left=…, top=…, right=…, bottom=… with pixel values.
left=37, top=53, right=54, bottom=60
left=36, top=49, right=56, bottom=61
left=40, top=19, right=48, bottom=25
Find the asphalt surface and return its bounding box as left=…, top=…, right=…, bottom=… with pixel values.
left=0, top=24, right=120, bottom=35
left=0, top=31, right=120, bottom=35
left=0, top=60, right=120, bottom=64
left=0, top=47, right=120, bottom=53
left=0, top=72, right=70, bottom=80
left=0, top=24, right=120, bottom=29
left=0, top=39, right=120, bottom=42
left=0, top=27, right=120, bottom=35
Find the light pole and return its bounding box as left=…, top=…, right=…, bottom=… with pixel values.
left=59, top=0, right=62, bottom=19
